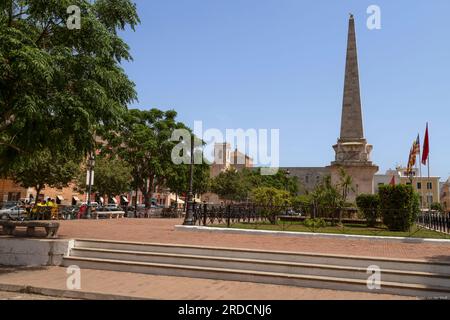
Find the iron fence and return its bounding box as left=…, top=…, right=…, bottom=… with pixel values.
left=416, top=212, right=450, bottom=234
left=189, top=203, right=450, bottom=238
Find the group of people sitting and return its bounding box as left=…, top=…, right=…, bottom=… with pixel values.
left=36, top=198, right=58, bottom=208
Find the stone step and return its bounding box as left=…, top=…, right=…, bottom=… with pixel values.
left=73, top=239, right=450, bottom=274
left=70, top=247, right=450, bottom=289
left=62, top=256, right=450, bottom=298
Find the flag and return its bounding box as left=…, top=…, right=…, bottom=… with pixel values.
left=389, top=176, right=396, bottom=186
left=422, top=123, right=429, bottom=165
left=413, top=134, right=420, bottom=155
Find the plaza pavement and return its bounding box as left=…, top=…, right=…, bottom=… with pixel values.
left=1, top=218, right=448, bottom=300
left=0, top=266, right=413, bottom=300
left=53, top=218, right=450, bottom=261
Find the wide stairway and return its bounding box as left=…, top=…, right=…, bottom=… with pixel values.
left=63, top=239, right=450, bottom=297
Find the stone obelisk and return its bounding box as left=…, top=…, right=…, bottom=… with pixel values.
left=328, top=14, right=378, bottom=201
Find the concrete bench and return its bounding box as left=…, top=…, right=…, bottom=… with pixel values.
left=0, top=221, right=60, bottom=238
left=92, top=211, right=125, bottom=219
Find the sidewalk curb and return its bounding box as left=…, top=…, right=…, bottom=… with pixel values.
left=0, top=283, right=149, bottom=300
left=175, top=225, right=450, bottom=244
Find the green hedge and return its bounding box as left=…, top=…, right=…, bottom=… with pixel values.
left=356, top=194, right=380, bottom=227
left=378, top=184, right=420, bottom=231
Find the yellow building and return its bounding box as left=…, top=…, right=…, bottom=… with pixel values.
left=440, top=179, right=450, bottom=212
left=396, top=167, right=440, bottom=209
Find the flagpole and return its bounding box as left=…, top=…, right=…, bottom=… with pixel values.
left=426, top=123, right=431, bottom=211
left=418, top=134, right=424, bottom=210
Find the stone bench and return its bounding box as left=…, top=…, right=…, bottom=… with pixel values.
left=92, top=211, right=125, bottom=219
left=0, top=221, right=60, bottom=238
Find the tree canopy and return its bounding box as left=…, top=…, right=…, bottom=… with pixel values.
left=102, top=108, right=202, bottom=207
left=75, top=154, right=132, bottom=201
left=0, top=0, right=139, bottom=171
left=10, top=148, right=80, bottom=204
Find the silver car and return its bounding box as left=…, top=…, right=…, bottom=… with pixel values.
left=0, top=206, right=26, bottom=220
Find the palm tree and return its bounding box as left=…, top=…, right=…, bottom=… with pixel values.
left=338, top=168, right=355, bottom=223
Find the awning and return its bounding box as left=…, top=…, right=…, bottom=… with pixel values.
left=111, top=198, right=118, bottom=204
left=121, top=196, right=129, bottom=203
left=99, top=197, right=104, bottom=203
left=72, top=196, right=80, bottom=202
left=57, top=195, right=64, bottom=201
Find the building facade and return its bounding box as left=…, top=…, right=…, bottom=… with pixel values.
left=375, top=167, right=440, bottom=209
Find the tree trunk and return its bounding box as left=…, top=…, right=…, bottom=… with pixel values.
left=147, top=176, right=154, bottom=208
left=34, top=186, right=42, bottom=206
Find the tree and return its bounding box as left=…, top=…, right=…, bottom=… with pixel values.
left=0, top=0, right=139, bottom=172
left=165, top=152, right=211, bottom=207
left=75, top=155, right=132, bottom=202
left=210, top=168, right=249, bottom=203
left=338, top=167, right=355, bottom=204
left=103, top=108, right=189, bottom=208
left=251, top=187, right=291, bottom=224
left=378, top=184, right=420, bottom=231
left=356, top=194, right=380, bottom=227
left=10, top=149, right=80, bottom=205
left=241, top=168, right=298, bottom=195
left=310, top=175, right=344, bottom=224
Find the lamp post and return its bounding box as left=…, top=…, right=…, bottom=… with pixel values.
left=183, top=134, right=195, bottom=225
left=86, top=154, right=95, bottom=219
left=285, top=169, right=290, bottom=215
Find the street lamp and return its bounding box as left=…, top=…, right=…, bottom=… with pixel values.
left=285, top=169, right=291, bottom=214
left=183, top=134, right=195, bottom=225
left=86, top=154, right=95, bottom=219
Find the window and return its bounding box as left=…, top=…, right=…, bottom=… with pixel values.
left=7, top=192, right=20, bottom=201
left=417, top=182, right=422, bottom=190
left=427, top=195, right=433, bottom=204
left=427, top=182, right=433, bottom=190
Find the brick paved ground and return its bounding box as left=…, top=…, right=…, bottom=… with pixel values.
left=50, top=218, right=450, bottom=261
left=0, top=267, right=413, bottom=300
left=0, top=291, right=73, bottom=300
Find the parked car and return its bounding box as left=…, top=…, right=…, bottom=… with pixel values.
left=0, top=205, right=26, bottom=220
left=80, top=202, right=99, bottom=208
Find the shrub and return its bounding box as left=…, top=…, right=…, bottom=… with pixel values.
left=251, top=187, right=291, bottom=224
left=378, top=185, right=420, bottom=231
left=430, top=202, right=443, bottom=213
left=356, top=194, right=380, bottom=227
left=304, top=218, right=327, bottom=229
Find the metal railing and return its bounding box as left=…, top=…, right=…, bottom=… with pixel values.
left=416, top=212, right=450, bottom=234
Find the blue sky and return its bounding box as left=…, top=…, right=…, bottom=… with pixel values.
left=119, top=0, right=450, bottom=179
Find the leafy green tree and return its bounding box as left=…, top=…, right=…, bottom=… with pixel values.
left=291, top=194, right=312, bottom=214
left=75, top=155, right=132, bottom=202
left=210, top=168, right=249, bottom=203
left=0, top=0, right=139, bottom=172
left=166, top=153, right=211, bottom=207
left=356, top=194, right=380, bottom=227
left=310, top=175, right=344, bottom=224
left=251, top=187, right=291, bottom=224
left=241, top=168, right=298, bottom=195
left=378, top=184, right=420, bottom=231
left=10, top=149, right=80, bottom=205
left=103, top=108, right=189, bottom=208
